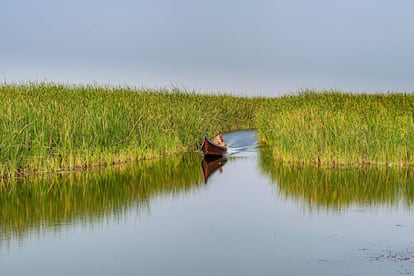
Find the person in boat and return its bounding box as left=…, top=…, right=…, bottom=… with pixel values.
left=214, top=132, right=227, bottom=147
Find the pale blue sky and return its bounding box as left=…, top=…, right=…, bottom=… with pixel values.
left=1, top=0, right=413, bottom=96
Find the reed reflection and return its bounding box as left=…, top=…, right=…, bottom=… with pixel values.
left=0, top=154, right=204, bottom=246
left=259, top=148, right=414, bottom=211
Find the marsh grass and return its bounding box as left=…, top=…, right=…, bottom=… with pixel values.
left=2, top=84, right=414, bottom=179
left=0, top=83, right=258, bottom=180
left=257, top=91, right=414, bottom=167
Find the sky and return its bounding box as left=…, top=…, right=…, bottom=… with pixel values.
left=1, top=0, right=414, bottom=97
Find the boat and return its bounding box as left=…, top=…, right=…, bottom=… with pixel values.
left=201, top=135, right=227, bottom=156
left=201, top=156, right=227, bottom=183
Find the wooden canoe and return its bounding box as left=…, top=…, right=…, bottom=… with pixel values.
left=201, top=156, right=227, bottom=183
left=201, top=135, right=227, bottom=156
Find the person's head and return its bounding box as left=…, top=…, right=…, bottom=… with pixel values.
left=218, top=132, right=223, bottom=137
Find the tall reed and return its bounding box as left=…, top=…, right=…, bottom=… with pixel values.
left=0, top=83, right=258, bottom=179
left=256, top=91, right=414, bottom=167
left=3, top=83, right=413, bottom=177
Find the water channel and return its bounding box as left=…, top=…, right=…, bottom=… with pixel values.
left=1, top=130, right=414, bottom=275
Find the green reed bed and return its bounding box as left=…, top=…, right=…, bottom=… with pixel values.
left=0, top=83, right=258, bottom=180
left=256, top=91, right=414, bottom=167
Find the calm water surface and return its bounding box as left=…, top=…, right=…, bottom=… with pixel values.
left=1, top=130, right=414, bottom=276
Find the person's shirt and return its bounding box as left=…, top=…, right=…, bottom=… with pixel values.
left=214, top=135, right=223, bottom=145
left=214, top=135, right=226, bottom=146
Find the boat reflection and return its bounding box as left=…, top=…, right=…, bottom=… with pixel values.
left=201, top=156, right=227, bottom=183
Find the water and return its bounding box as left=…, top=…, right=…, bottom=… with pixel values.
left=1, top=130, right=414, bottom=275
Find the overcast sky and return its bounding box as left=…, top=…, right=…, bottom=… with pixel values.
left=1, top=0, right=414, bottom=96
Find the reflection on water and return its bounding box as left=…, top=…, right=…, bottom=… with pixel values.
left=4, top=129, right=414, bottom=247
left=201, top=156, right=227, bottom=183
left=2, top=130, right=414, bottom=275
left=5, top=130, right=414, bottom=245
left=0, top=154, right=204, bottom=246
left=259, top=148, right=414, bottom=211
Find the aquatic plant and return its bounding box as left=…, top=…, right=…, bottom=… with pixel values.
left=2, top=83, right=414, bottom=179
left=0, top=83, right=258, bottom=179
left=256, top=91, right=414, bottom=167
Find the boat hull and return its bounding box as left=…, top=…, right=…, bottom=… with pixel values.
left=201, top=136, right=227, bottom=156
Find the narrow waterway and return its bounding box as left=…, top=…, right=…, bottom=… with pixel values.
left=1, top=130, right=414, bottom=276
